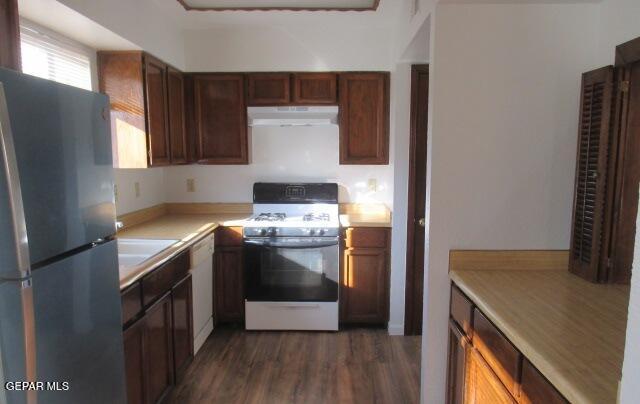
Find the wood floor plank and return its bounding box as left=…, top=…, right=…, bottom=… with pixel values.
left=167, top=325, right=421, bottom=404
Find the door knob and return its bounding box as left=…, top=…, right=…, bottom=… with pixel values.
left=418, top=218, right=426, bottom=227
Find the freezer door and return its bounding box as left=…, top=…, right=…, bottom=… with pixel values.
left=0, top=68, right=115, bottom=266
left=30, top=239, right=125, bottom=404
left=0, top=279, right=36, bottom=404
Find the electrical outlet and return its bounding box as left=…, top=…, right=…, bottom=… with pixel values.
left=187, top=178, right=196, bottom=193
left=134, top=182, right=140, bottom=198
left=114, top=184, right=118, bottom=202
left=368, top=178, right=377, bottom=192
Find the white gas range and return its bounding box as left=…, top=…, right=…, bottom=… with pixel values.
left=243, top=183, right=340, bottom=331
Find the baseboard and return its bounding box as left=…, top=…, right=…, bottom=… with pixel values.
left=387, top=323, right=405, bottom=336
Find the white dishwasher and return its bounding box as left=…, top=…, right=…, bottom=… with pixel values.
left=190, top=233, right=214, bottom=355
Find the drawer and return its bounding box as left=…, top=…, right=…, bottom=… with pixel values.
left=121, top=282, right=142, bottom=326
left=344, top=227, right=389, bottom=248
left=215, top=226, right=243, bottom=247
left=450, top=284, right=474, bottom=336
left=519, top=359, right=567, bottom=404
left=142, top=251, right=190, bottom=307
left=473, top=308, right=522, bottom=397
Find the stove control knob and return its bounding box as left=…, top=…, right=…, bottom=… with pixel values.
left=268, top=228, right=277, bottom=236
left=318, top=229, right=326, bottom=236
left=308, top=229, right=316, bottom=236
left=259, top=229, right=267, bottom=236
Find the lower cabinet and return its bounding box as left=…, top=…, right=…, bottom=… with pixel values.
left=447, top=320, right=469, bottom=404
left=340, top=227, right=391, bottom=324
left=121, top=250, right=194, bottom=404
left=214, top=246, right=244, bottom=322
left=144, top=292, right=175, bottom=404
left=171, top=274, right=193, bottom=381
left=447, top=284, right=568, bottom=404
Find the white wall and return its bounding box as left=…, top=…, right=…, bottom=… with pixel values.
left=184, top=25, right=393, bottom=72
left=163, top=126, right=394, bottom=206
left=421, top=3, right=599, bottom=402
left=114, top=168, right=165, bottom=215
left=596, top=0, right=640, bottom=66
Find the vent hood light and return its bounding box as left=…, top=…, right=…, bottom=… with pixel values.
left=248, top=106, right=339, bottom=127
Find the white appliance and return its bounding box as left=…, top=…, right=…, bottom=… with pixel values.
left=244, top=183, right=340, bottom=331
left=190, top=234, right=214, bottom=354
left=247, top=106, right=338, bottom=127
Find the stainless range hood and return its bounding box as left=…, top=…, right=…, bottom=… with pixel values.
left=248, top=106, right=338, bottom=127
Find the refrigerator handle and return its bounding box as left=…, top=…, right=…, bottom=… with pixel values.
left=0, top=83, right=31, bottom=278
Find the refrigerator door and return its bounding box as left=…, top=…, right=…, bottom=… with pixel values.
left=30, top=239, right=125, bottom=404
left=0, top=68, right=116, bottom=266
left=0, top=83, right=30, bottom=280
left=0, top=279, right=37, bottom=404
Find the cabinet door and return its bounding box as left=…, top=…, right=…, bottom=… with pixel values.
left=446, top=320, right=469, bottom=404
left=339, top=73, right=389, bottom=164
left=519, top=359, right=567, bottom=404
left=144, top=54, right=171, bottom=166
left=247, top=73, right=291, bottom=105
left=466, top=348, right=516, bottom=404
left=194, top=74, right=248, bottom=164
left=214, top=246, right=244, bottom=322
left=172, top=274, right=193, bottom=381
left=123, top=319, right=145, bottom=404
left=144, top=292, right=174, bottom=404
left=341, top=247, right=389, bottom=323
left=568, top=66, right=614, bottom=282
left=292, top=73, right=337, bottom=104
left=167, top=66, right=187, bottom=164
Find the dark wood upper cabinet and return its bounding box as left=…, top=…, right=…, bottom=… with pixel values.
left=339, top=72, right=390, bottom=164
left=144, top=54, right=171, bottom=166
left=247, top=73, right=291, bottom=105
left=193, top=74, right=248, bottom=164
left=167, top=66, right=187, bottom=164
left=292, top=73, right=337, bottom=104
left=0, top=0, right=21, bottom=71
left=569, top=66, right=614, bottom=282
left=98, top=51, right=183, bottom=168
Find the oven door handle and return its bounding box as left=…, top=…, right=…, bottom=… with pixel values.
left=244, top=239, right=339, bottom=249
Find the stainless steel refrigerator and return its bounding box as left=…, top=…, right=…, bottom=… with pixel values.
left=0, top=68, right=126, bottom=403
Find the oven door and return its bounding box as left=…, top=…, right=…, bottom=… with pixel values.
left=244, top=237, right=339, bottom=302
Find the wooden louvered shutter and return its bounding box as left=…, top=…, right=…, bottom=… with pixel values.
left=569, top=66, right=614, bottom=282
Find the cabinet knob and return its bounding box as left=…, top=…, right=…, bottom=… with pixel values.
left=418, top=218, right=426, bottom=227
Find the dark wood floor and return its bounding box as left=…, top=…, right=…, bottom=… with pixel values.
left=168, top=325, right=421, bottom=404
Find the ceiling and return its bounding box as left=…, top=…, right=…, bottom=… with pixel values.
left=177, top=0, right=380, bottom=11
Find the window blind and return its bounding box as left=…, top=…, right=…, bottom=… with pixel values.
left=20, top=24, right=93, bottom=91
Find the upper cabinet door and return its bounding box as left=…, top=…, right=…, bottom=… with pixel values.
left=144, top=54, right=171, bottom=166
left=292, top=73, right=337, bottom=104
left=247, top=73, right=291, bottom=105
left=167, top=67, right=187, bottom=164
left=194, top=74, right=248, bottom=164
left=568, top=66, right=614, bottom=282
left=339, top=73, right=389, bottom=164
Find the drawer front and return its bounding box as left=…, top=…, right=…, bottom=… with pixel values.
left=142, top=251, right=190, bottom=307
left=344, top=227, right=389, bottom=248
left=215, top=226, right=243, bottom=247
left=519, top=359, right=567, bottom=404
left=450, top=285, right=474, bottom=336
left=121, top=282, right=142, bottom=326
left=473, top=308, right=522, bottom=396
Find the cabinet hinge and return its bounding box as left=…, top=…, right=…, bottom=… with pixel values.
left=620, top=81, right=630, bottom=93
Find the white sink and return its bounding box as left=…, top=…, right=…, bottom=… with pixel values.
left=117, top=238, right=179, bottom=268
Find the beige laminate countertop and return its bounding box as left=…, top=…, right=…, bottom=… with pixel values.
left=117, top=213, right=251, bottom=289
left=339, top=213, right=391, bottom=227
left=450, top=270, right=629, bottom=404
